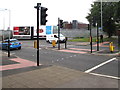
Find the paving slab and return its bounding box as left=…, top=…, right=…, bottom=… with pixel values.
left=2, top=65, right=119, bottom=88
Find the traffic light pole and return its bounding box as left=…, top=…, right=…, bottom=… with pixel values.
left=96, top=23, right=99, bottom=51
left=8, top=39, right=10, bottom=57
left=58, top=18, right=60, bottom=50
left=35, top=3, right=41, bottom=66
left=90, top=23, right=92, bottom=53
left=35, top=3, right=48, bottom=66
left=37, top=3, right=41, bottom=66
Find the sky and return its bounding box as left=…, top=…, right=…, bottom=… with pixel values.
left=0, top=0, right=95, bottom=30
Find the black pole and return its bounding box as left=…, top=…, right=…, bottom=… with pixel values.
left=65, top=37, right=67, bottom=49
left=118, top=32, right=120, bottom=51
left=36, top=3, right=41, bottom=66
left=97, top=23, right=99, bottom=51
left=90, top=23, right=92, bottom=53
left=58, top=18, right=60, bottom=50
left=8, top=39, right=10, bottom=57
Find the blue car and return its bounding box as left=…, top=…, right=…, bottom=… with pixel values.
left=0, top=39, right=21, bottom=50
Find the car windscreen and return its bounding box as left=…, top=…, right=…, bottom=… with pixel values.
left=56, top=34, right=64, bottom=37
left=3, top=40, right=18, bottom=43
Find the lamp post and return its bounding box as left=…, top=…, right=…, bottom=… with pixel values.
left=7, top=9, right=11, bottom=57
left=0, top=9, right=7, bottom=30
left=0, top=8, right=11, bottom=57
left=8, top=9, right=11, bottom=30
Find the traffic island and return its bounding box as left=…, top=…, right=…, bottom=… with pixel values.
left=92, top=50, right=120, bottom=56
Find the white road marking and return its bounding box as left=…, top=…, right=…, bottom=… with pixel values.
left=74, top=55, right=77, bottom=57
left=85, top=58, right=117, bottom=73
left=89, top=73, right=120, bottom=80
left=9, top=53, right=15, bottom=55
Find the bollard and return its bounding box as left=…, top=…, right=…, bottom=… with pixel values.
left=34, top=40, right=37, bottom=48
left=52, top=40, right=56, bottom=47
left=109, top=42, right=114, bottom=53
left=65, top=37, right=68, bottom=49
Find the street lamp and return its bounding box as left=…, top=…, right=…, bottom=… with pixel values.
left=7, top=9, right=11, bottom=57
left=0, top=9, right=7, bottom=30
left=0, top=8, right=11, bottom=57
left=0, top=8, right=11, bottom=30
left=7, top=9, right=11, bottom=30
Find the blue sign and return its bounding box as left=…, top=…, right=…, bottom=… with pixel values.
left=46, top=26, right=53, bottom=34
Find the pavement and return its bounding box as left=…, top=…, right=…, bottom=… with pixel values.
left=1, top=41, right=120, bottom=89
left=1, top=51, right=119, bottom=88
left=47, top=41, right=120, bottom=56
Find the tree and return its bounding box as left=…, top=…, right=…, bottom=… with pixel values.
left=86, top=1, right=120, bottom=37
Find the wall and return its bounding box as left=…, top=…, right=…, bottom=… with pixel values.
left=53, top=29, right=103, bottom=38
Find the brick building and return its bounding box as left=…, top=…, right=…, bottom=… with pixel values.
left=63, top=20, right=88, bottom=29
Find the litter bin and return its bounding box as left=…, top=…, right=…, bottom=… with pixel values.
left=52, top=40, right=56, bottom=47
left=34, top=40, right=37, bottom=48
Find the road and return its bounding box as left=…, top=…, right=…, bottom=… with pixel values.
left=2, top=40, right=120, bottom=80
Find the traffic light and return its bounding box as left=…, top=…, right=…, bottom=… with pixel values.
left=59, top=19, right=63, bottom=28
left=41, top=7, right=48, bottom=25
left=88, top=24, right=90, bottom=30
left=92, top=22, right=96, bottom=27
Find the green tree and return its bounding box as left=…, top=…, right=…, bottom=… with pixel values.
left=86, top=1, right=120, bottom=37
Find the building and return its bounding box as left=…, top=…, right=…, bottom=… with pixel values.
left=72, top=20, right=78, bottom=29
left=63, top=20, right=88, bottom=29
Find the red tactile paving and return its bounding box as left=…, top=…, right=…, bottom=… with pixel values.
left=0, top=58, right=40, bottom=71
left=93, top=42, right=109, bottom=47
left=59, top=49, right=87, bottom=54
left=69, top=48, right=96, bottom=51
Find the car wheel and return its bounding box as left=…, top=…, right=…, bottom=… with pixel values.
left=18, top=46, right=21, bottom=50
left=48, top=40, right=52, bottom=44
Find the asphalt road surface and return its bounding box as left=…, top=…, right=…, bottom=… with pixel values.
left=2, top=40, right=120, bottom=80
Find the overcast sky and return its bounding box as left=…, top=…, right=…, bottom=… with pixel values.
left=0, top=0, right=95, bottom=30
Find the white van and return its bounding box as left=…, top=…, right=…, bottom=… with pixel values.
left=46, top=34, right=66, bottom=43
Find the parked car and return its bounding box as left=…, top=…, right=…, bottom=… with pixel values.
left=46, top=34, right=66, bottom=43
left=0, top=39, right=21, bottom=50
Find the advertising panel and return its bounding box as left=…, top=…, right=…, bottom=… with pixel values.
left=13, top=26, right=31, bottom=36
left=46, top=26, right=53, bottom=35
left=34, top=26, right=46, bottom=36
left=33, top=26, right=53, bottom=38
